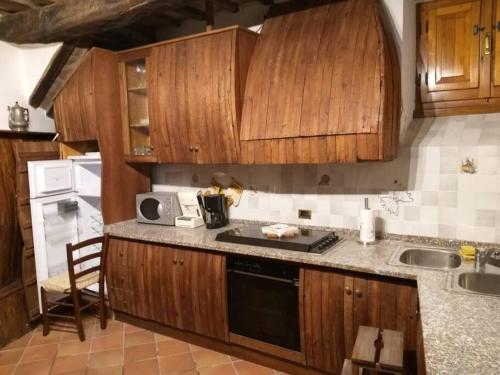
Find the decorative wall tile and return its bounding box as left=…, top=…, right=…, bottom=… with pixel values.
left=475, top=210, right=496, bottom=227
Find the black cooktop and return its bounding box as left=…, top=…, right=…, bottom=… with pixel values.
left=215, top=225, right=341, bottom=254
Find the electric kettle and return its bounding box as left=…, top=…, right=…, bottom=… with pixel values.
left=7, top=102, right=29, bottom=131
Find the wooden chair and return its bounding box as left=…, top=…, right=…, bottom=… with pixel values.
left=40, top=234, right=109, bottom=341
left=342, top=326, right=405, bottom=375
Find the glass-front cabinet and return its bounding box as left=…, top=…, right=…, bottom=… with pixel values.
left=119, top=50, right=156, bottom=162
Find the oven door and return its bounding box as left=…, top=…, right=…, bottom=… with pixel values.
left=227, top=269, right=301, bottom=351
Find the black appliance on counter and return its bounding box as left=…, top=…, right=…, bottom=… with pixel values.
left=227, top=256, right=301, bottom=351
left=216, top=225, right=341, bottom=254
left=197, top=192, right=228, bottom=229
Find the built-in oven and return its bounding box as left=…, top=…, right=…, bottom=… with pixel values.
left=227, top=255, right=301, bottom=352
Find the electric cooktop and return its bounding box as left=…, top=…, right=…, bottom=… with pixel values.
left=215, top=225, right=342, bottom=254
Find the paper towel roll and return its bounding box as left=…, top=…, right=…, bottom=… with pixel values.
left=359, top=208, right=375, bottom=243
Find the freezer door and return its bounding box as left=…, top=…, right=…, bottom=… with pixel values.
left=28, top=160, right=74, bottom=198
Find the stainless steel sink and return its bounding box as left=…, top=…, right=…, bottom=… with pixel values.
left=457, top=272, right=500, bottom=296
left=391, top=247, right=462, bottom=270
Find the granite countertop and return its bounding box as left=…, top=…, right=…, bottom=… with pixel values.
left=105, top=220, right=500, bottom=375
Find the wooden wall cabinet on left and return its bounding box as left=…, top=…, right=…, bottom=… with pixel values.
left=52, top=48, right=151, bottom=225
left=53, top=54, right=97, bottom=142
left=117, top=26, right=257, bottom=164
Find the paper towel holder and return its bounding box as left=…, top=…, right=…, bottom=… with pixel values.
left=357, top=198, right=377, bottom=246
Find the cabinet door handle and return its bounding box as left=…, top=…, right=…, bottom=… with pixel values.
left=355, top=289, right=362, bottom=298
left=189, top=146, right=194, bottom=152
left=345, top=287, right=352, bottom=295
left=194, top=147, right=199, bottom=152
left=173, top=259, right=178, bottom=265
left=179, top=259, right=184, bottom=265
left=484, top=33, right=492, bottom=55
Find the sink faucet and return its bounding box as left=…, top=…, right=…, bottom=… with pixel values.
left=475, top=248, right=499, bottom=272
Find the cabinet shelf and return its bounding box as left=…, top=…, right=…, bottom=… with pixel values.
left=128, top=87, right=148, bottom=94
left=129, top=123, right=150, bottom=129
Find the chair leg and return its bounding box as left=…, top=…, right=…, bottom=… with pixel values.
left=40, top=287, right=50, bottom=336
left=72, top=289, right=85, bottom=341
left=99, top=285, right=107, bottom=330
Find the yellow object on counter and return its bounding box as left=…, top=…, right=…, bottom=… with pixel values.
left=460, top=245, right=476, bottom=261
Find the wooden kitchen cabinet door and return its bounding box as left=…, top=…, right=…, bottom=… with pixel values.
left=491, top=0, right=500, bottom=95
left=303, top=269, right=345, bottom=373
left=107, top=238, right=149, bottom=319
left=427, top=1, right=481, bottom=93
left=174, top=249, right=228, bottom=341
left=53, top=54, right=98, bottom=142
left=151, top=27, right=256, bottom=164
left=143, top=244, right=178, bottom=327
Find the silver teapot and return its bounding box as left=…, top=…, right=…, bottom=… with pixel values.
left=8, top=101, right=29, bottom=131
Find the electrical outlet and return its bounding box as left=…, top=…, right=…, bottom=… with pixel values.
left=298, top=209, right=312, bottom=220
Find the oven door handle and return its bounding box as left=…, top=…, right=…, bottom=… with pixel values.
left=228, top=269, right=299, bottom=287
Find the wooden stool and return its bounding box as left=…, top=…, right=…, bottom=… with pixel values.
left=342, top=326, right=404, bottom=375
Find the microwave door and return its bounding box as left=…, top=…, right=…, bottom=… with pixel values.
left=31, top=193, right=79, bottom=311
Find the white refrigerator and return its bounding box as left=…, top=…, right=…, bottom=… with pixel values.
left=28, top=153, right=103, bottom=310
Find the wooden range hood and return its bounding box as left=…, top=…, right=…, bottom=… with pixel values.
left=239, top=0, right=401, bottom=164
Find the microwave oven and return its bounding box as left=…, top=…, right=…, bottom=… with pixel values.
left=136, top=192, right=182, bottom=226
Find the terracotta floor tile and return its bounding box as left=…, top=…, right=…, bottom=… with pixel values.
left=124, top=343, right=157, bottom=363
left=0, top=364, right=16, bottom=375
left=157, top=340, right=190, bottom=357
left=91, top=334, right=123, bottom=353
left=124, top=358, right=160, bottom=375
left=56, top=341, right=91, bottom=357
left=86, top=365, right=123, bottom=375
left=59, top=331, right=80, bottom=343
left=0, top=349, right=24, bottom=366
left=158, top=353, right=195, bottom=374
left=198, top=363, right=237, bottom=375
left=192, top=349, right=231, bottom=369
left=52, top=371, right=85, bottom=375
left=29, top=332, right=62, bottom=346
left=154, top=334, right=173, bottom=343
left=124, top=323, right=144, bottom=334
left=179, top=371, right=198, bottom=375
left=88, top=349, right=123, bottom=369
left=50, top=354, right=87, bottom=374
left=20, top=343, right=58, bottom=363
left=189, top=344, right=204, bottom=352
left=125, top=331, right=155, bottom=348
left=2, top=334, right=32, bottom=351
left=234, top=361, right=275, bottom=375
left=92, top=322, right=123, bottom=338
left=14, top=360, right=52, bottom=375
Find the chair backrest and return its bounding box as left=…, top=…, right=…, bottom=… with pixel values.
left=66, top=234, right=109, bottom=294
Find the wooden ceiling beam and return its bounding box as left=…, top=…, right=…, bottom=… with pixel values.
left=29, top=43, right=75, bottom=108
left=214, top=0, right=239, bottom=13
left=0, top=0, right=184, bottom=44
left=0, top=0, right=38, bottom=13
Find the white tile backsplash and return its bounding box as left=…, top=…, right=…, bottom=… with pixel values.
left=152, top=114, right=500, bottom=243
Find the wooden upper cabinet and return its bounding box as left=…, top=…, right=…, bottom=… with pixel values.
left=417, top=0, right=500, bottom=116
left=118, top=49, right=157, bottom=163
left=427, top=1, right=481, bottom=92
left=239, top=0, right=400, bottom=164
left=53, top=48, right=151, bottom=224
left=148, top=27, right=257, bottom=164
left=53, top=54, right=98, bottom=142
